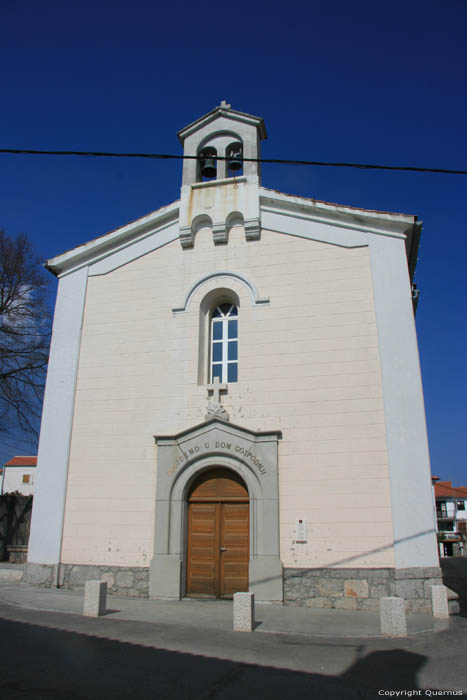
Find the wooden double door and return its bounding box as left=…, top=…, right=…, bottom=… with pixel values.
left=186, top=468, right=249, bottom=598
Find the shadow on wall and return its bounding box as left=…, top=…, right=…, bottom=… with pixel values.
left=317, top=528, right=438, bottom=569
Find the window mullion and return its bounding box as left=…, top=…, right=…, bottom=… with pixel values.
left=222, top=317, right=228, bottom=382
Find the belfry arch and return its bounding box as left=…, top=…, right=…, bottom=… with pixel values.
left=150, top=418, right=282, bottom=601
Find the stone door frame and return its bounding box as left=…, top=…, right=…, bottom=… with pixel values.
left=150, top=418, right=283, bottom=601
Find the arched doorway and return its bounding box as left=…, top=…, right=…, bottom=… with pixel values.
left=186, top=467, right=249, bottom=598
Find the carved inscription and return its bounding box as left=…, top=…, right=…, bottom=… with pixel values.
left=167, top=440, right=267, bottom=477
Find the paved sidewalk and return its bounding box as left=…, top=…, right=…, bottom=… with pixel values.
left=0, top=581, right=465, bottom=697
left=0, top=581, right=447, bottom=637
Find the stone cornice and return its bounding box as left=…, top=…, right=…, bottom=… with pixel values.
left=154, top=417, right=282, bottom=444
left=259, top=187, right=421, bottom=276
left=45, top=200, right=179, bottom=277
left=178, top=107, right=267, bottom=144
left=260, top=187, right=417, bottom=237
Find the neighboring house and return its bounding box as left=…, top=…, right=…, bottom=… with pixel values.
left=1, top=456, right=37, bottom=496
left=433, top=478, right=467, bottom=557
left=26, top=103, right=440, bottom=613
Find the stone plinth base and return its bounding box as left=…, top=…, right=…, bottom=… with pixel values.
left=24, top=563, right=150, bottom=597
left=0, top=562, right=25, bottom=583
left=24, top=562, right=444, bottom=612
left=284, top=566, right=443, bottom=614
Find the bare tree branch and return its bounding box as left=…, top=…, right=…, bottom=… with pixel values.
left=0, top=230, right=52, bottom=445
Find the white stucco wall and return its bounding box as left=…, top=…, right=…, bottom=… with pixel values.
left=28, top=267, right=88, bottom=565
left=1, top=467, right=35, bottom=496
left=60, top=224, right=395, bottom=569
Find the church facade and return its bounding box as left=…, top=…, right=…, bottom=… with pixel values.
left=26, top=104, right=441, bottom=611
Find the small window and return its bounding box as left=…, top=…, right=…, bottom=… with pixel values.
left=22, top=474, right=30, bottom=484
left=457, top=501, right=465, bottom=511
left=210, top=303, right=238, bottom=383
left=458, top=521, right=466, bottom=532
left=437, top=501, right=448, bottom=516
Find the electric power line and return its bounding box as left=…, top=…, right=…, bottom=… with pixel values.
left=0, top=148, right=465, bottom=175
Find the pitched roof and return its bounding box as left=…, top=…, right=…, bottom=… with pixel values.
left=4, top=456, right=37, bottom=467
left=435, top=480, right=467, bottom=498
left=44, top=167, right=422, bottom=282
left=177, top=104, right=267, bottom=144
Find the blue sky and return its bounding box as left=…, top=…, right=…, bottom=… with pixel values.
left=1, top=0, right=466, bottom=485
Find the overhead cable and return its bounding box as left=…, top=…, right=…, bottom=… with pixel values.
left=0, top=148, right=465, bottom=175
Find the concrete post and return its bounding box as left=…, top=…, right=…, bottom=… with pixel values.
left=83, top=580, right=107, bottom=617
left=233, top=592, right=255, bottom=631
left=431, top=585, right=449, bottom=619
left=380, top=596, right=407, bottom=637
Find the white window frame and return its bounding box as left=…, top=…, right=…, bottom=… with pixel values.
left=210, top=304, right=238, bottom=383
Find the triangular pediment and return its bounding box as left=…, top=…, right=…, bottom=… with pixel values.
left=46, top=199, right=180, bottom=277
left=44, top=184, right=420, bottom=280
left=259, top=187, right=421, bottom=277
left=177, top=106, right=267, bottom=144
left=154, top=417, right=281, bottom=502
left=154, top=416, right=281, bottom=446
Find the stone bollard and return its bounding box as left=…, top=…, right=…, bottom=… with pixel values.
left=431, top=585, right=449, bottom=619
left=83, top=580, right=107, bottom=617
left=233, top=592, right=255, bottom=632
left=380, top=596, right=407, bottom=637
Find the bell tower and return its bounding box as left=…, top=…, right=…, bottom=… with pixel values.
left=177, top=102, right=267, bottom=247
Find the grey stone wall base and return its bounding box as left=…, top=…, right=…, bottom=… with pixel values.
left=393, top=566, right=442, bottom=579
left=249, top=557, right=283, bottom=602
left=64, top=564, right=150, bottom=597
left=149, top=555, right=181, bottom=598
left=284, top=567, right=442, bottom=614
left=24, top=563, right=150, bottom=598
left=0, top=562, right=25, bottom=583
left=23, top=562, right=441, bottom=613
left=24, top=563, right=56, bottom=586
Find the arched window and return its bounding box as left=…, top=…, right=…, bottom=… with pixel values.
left=210, top=303, right=238, bottom=383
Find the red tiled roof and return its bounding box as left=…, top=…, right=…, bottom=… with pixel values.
left=4, top=456, right=37, bottom=467
left=435, top=481, right=467, bottom=498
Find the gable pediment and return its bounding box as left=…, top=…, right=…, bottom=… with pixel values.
left=45, top=182, right=420, bottom=281
left=154, top=418, right=281, bottom=497
left=46, top=200, right=180, bottom=277
left=259, top=187, right=421, bottom=273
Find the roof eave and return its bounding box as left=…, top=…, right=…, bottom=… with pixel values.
left=45, top=199, right=180, bottom=277
left=178, top=107, right=267, bottom=145
left=259, top=187, right=418, bottom=239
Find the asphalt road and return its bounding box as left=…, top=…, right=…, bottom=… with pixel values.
left=0, top=601, right=466, bottom=700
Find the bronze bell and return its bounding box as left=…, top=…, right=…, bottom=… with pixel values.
left=200, top=148, right=217, bottom=178
left=227, top=143, right=243, bottom=172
